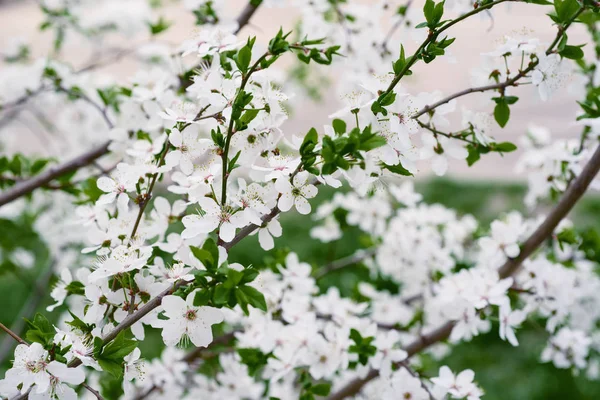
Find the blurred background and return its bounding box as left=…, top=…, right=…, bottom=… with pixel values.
left=1, top=0, right=599, bottom=399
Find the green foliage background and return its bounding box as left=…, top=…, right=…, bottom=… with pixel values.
left=1, top=178, right=600, bottom=398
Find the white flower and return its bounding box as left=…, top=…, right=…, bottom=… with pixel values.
left=275, top=171, right=317, bottom=215
left=253, top=218, right=283, bottom=250
left=164, top=128, right=202, bottom=175
left=96, top=166, right=136, bottom=205
left=478, top=212, right=525, bottom=265
left=431, top=366, right=482, bottom=400
left=305, top=335, right=342, bottom=380
left=388, top=181, right=422, bottom=207
left=47, top=268, right=72, bottom=312
left=499, top=305, right=526, bottom=346
left=181, top=197, right=248, bottom=242
left=541, top=328, right=591, bottom=369
left=383, top=367, right=429, bottom=400
left=370, top=330, right=408, bottom=377
left=124, top=348, right=147, bottom=382
left=1, top=343, right=84, bottom=398
left=532, top=53, right=569, bottom=101
left=420, top=133, right=468, bottom=176
left=154, top=291, right=224, bottom=347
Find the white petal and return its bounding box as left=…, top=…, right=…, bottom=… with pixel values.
left=278, top=193, right=294, bottom=212
left=153, top=197, right=171, bottom=216
left=300, top=184, right=318, bottom=199
left=274, top=178, right=293, bottom=194
left=96, top=177, right=115, bottom=193
left=258, top=229, right=274, bottom=250
left=169, top=130, right=183, bottom=147
left=431, top=155, right=448, bottom=176
left=295, top=196, right=311, bottom=215
left=219, top=222, right=236, bottom=242
left=293, top=171, right=309, bottom=187
left=161, top=295, right=187, bottom=317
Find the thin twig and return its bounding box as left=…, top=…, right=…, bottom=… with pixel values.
left=313, top=247, right=378, bottom=279
left=81, top=383, right=105, bottom=400
left=0, top=261, right=55, bottom=364
left=0, top=322, right=28, bottom=346
left=412, top=6, right=585, bottom=119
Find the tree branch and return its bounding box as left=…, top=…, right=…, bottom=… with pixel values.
left=327, top=142, right=600, bottom=400
left=235, top=1, right=261, bottom=34
left=0, top=140, right=111, bottom=208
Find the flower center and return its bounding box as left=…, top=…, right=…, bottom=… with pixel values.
left=185, top=309, right=197, bottom=321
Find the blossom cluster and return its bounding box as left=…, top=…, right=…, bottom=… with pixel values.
left=0, top=0, right=599, bottom=399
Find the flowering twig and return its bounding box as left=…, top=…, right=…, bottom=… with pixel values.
left=327, top=141, right=600, bottom=400
left=1, top=324, right=103, bottom=400
left=412, top=6, right=585, bottom=119
left=380, top=0, right=514, bottom=99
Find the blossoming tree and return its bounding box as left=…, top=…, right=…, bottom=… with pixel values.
left=0, top=0, right=600, bottom=399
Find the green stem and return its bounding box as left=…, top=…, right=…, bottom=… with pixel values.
left=220, top=52, right=269, bottom=206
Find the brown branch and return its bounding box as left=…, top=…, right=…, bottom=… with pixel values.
left=0, top=322, right=28, bottom=346
left=0, top=140, right=111, bottom=207
left=82, top=383, right=105, bottom=400
left=222, top=205, right=282, bottom=250
left=235, top=1, right=261, bottom=34
left=327, top=142, right=600, bottom=400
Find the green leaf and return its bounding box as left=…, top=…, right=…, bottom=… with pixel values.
left=237, top=109, right=260, bottom=130
left=98, top=358, right=124, bottom=379
left=190, top=246, right=214, bottom=271
left=554, top=0, right=580, bottom=24
left=24, top=313, right=55, bottom=347
left=423, top=0, right=435, bottom=24
left=66, top=311, right=94, bottom=334
left=236, top=45, right=252, bottom=73
left=213, top=285, right=231, bottom=306
left=65, top=280, right=85, bottom=296
left=100, top=331, right=137, bottom=361
left=240, top=268, right=260, bottom=284
left=332, top=119, right=347, bottom=135
left=358, top=135, right=386, bottom=151
left=559, top=45, right=584, bottom=60
left=30, top=158, right=52, bottom=175
left=311, top=383, right=332, bottom=396
left=224, top=268, right=244, bottom=289
left=238, top=285, right=267, bottom=312
left=238, top=348, right=270, bottom=376
left=148, top=16, right=171, bottom=35
left=494, top=100, right=510, bottom=128
left=466, top=144, right=481, bottom=166
left=383, top=162, right=413, bottom=176
left=493, top=142, right=518, bottom=153
left=193, top=288, right=212, bottom=306
left=228, top=150, right=242, bottom=172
